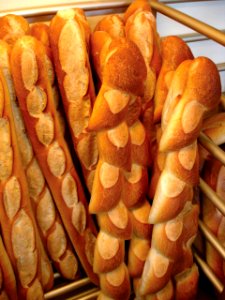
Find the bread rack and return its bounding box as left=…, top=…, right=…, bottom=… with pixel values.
left=1, top=1, right=225, bottom=299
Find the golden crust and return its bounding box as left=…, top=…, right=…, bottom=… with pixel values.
left=123, top=167, right=148, bottom=209
left=94, top=14, right=125, bottom=39
left=89, top=160, right=123, bottom=213
left=149, top=172, right=193, bottom=224
left=124, top=0, right=152, bottom=23
left=174, top=264, right=199, bottom=300
left=98, top=208, right=133, bottom=240
left=91, top=31, right=112, bottom=82
left=93, top=235, right=125, bottom=273
left=160, top=57, right=221, bottom=152
left=140, top=249, right=174, bottom=295
left=30, top=23, right=50, bottom=48
left=97, top=127, right=132, bottom=171
left=153, top=36, right=194, bottom=123
left=0, top=14, right=30, bottom=45
left=131, top=200, right=152, bottom=239
left=88, top=85, right=130, bottom=131
left=103, top=39, right=147, bottom=96
left=99, top=263, right=131, bottom=300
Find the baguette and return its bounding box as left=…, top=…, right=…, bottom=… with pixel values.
left=139, top=57, right=221, bottom=297
left=0, top=66, right=44, bottom=299
left=91, top=8, right=153, bottom=296
left=10, top=35, right=99, bottom=285
left=88, top=38, right=147, bottom=299
left=0, top=235, right=18, bottom=300
left=153, top=36, right=193, bottom=124
left=124, top=0, right=162, bottom=147
left=49, top=8, right=98, bottom=192
left=0, top=38, right=79, bottom=282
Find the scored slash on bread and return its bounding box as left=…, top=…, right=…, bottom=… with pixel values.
left=30, top=22, right=66, bottom=136
left=0, top=14, right=30, bottom=45
left=10, top=35, right=99, bottom=285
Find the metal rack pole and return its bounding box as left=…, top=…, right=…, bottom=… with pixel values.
left=150, top=0, right=225, bottom=46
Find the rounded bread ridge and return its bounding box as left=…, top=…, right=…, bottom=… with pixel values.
left=160, top=57, right=221, bottom=152
left=0, top=14, right=30, bottom=45
left=153, top=35, right=194, bottom=123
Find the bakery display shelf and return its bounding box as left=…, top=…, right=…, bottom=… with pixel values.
left=1, top=0, right=225, bottom=299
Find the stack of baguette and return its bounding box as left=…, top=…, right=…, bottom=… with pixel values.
left=10, top=32, right=98, bottom=286
left=125, top=0, right=161, bottom=137
left=0, top=0, right=223, bottom=299
left=0, top=10, right=99, bottom=299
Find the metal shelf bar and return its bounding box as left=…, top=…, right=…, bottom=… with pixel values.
left=199, top=178, right=225, bottom=216
left=44, top=278, right=92, bottom=299
left=194, top=251, right=224, bottom=294
left=198, top=220, right=225, bottom=261
left=150, top=1, right=225, bottom=46
left=199, top=132, right=225, bottom=167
